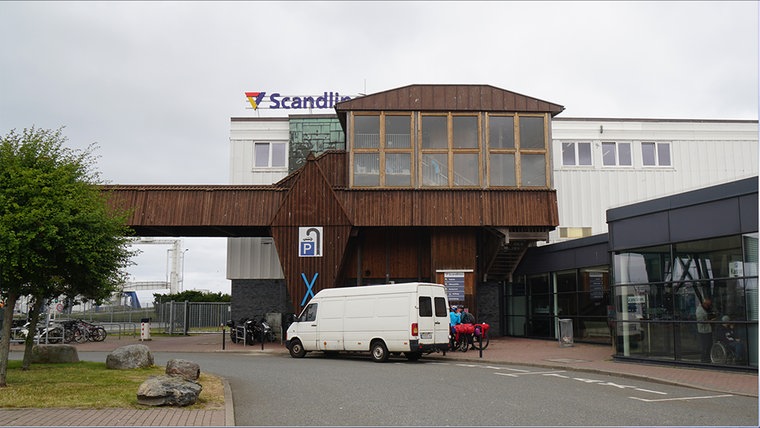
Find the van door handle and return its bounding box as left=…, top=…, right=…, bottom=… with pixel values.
left=311, top=324, right=317, bottom=327
left=434, top=321, right=441, bottom=324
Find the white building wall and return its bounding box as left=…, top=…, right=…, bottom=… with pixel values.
left=227, top=118, right=290, bottom=279
left=550, top=118, right=759, bottom=245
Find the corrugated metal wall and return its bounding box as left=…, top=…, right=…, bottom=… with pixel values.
left=551, top=119, right=759, bottom=244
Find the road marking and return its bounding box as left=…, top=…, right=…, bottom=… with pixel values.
left=495, top=370, right=566, bottom=377
left=629, top=394, right=733, bottom=403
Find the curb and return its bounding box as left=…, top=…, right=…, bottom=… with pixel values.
left=222, top=377, right=235, bottom=426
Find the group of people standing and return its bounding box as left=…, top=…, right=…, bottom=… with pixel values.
left=449, top=304, right=475, bottom=327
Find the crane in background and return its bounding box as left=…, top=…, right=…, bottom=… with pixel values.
left=120, top=238, right=186, bottom=308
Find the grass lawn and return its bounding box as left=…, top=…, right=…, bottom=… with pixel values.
left=0, top=360, right=225, bottom=409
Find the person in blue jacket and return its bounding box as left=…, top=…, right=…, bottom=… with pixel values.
left=449, top=305, right=462, bottom=335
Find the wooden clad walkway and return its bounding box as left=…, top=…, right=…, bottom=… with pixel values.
left=0, top=408, right=226, bottom=426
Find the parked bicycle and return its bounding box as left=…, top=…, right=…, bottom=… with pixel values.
left=60, top=319, right=107, bottom=343
left=451, top=322, right=490, bottom=352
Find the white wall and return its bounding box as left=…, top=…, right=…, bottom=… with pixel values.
left=228, top=118, right=290, bottom=279
left=550, top=118, right=759, bottom=244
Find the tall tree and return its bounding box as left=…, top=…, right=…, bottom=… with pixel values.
left=0, top=127, right=134, bottom=386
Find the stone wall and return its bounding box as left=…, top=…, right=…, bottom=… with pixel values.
left=230, top=279, right=291, bottom=322
left=476, top=282, right=502, bottom=335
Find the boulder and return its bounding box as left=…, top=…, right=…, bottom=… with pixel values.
left=106, top=344, right=154, bottom=369
left=31, top=344, right=79, bottom=363
left=165, top=359, right=200, bottom=381
left=137, top=375, right=203, bottom=407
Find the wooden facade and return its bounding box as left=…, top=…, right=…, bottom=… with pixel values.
left=104, top=151, right=558, bottom=312
left=105, top=84, right=564, bottom=315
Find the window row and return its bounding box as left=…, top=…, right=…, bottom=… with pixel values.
left=350, top=112, right=549, bottom=189
left=561, top=141, right=672, bottom=167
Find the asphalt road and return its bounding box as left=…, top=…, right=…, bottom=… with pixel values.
left=73, top=350, right=757, bottom=427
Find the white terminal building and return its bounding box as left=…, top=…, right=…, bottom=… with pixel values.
left=225, top=85, right=757, bottom=369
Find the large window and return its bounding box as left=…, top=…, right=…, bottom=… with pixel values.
left=254, top=142, right=287, bottom=168
left=642, top=142, right=671, bottom=166
left=487, top=114, right=548, bottom=187
left=612, top=235, right=757, bottom=367
left=420, top=114, right=480, bottom=188
left=352, top=113, right=413, bottom=187
left=349, top=111, right=549, bottom=189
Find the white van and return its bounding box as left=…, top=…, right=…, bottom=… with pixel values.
left=285, top=282, right=450, bottom=362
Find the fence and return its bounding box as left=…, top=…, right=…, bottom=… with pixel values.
left=157, top=301, right=231, bottom=335
left=42, top=301, right=230, bottom=335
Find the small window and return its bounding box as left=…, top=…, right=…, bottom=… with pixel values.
left=422, top=116, right=448, bottom=149
left=385, top=115, right=411, bottom=149
left=419, top=296, right=433, bottom=317
left=489, top=153, right=516, bottom=186
left=642, top=142, right=671, bottom=166
left=602, top=142, right=632, bottom=166
left=521, top=154, right=546, bottom=187
left=353, top=153, right=380, bottom=186
left=422, top=153, right=448, bottom=187
left=562, top=142, right=592, bottom=166
left=385, top=153, right=411, bottom=187
left=354, top=115, right=380, bottom=148
left=453, top=116, right=478, bottom=149
left=254, top=142, right=287, bottom=168
left=519, top=116, right=545, bottom=149
left=434, top=297, right=448, bottom=317
left=453, top=153, right=479, bottom=187
left=489, top=116, right=515, bottom=149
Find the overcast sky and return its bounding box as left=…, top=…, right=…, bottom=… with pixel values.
left=1, top=1, right=757, bottom=301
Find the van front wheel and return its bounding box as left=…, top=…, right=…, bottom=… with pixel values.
left=289, top=339, right=306, bottom=358
left=371, top=341, right=389, bottom=362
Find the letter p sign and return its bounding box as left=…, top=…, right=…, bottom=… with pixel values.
left=298, top=227, right=323, bottom=257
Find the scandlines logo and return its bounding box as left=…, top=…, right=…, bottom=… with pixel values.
left=245, top=92, right=266, bottom=110
left=244, top=90, right=353, bottom=110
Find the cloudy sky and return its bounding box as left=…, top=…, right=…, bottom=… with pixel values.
left=1, top=1, right=757, bottom=301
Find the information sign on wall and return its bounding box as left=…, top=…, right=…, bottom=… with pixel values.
left=444, top=272, right=465, bottom=302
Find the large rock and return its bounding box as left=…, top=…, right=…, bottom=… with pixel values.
left=165, top=359, right=200, bottom=381
left=106, top=344, right=154, bottom=369
left=137, top=375, right=202, bottom=407
left=31, top=344, right=79, bottom=363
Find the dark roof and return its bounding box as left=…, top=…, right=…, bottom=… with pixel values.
left=335, top=84, right=564, bottom=115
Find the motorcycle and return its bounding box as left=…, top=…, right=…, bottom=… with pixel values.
left=226, top=317, right=276, bottom=345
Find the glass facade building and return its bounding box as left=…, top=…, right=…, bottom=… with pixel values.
left=512, top=177, right=757, bottom=370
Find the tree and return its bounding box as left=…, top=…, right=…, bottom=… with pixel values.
left=0, top=127, right=135, bottom=386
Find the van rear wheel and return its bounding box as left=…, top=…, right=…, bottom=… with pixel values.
left=289, top=339, right=306, bottom=358
left=370, top=341, right=389, bottom=362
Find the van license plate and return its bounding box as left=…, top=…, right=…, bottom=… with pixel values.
left=420, top=332, right=432, bottom=339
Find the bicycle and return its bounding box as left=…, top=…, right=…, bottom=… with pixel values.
left=451, top=322, right=490, bottom=352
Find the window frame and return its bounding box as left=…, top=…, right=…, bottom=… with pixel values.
left=419, top=112, right=482, bottom=188
left=561, top=141, right=593, bottom=167
left=601, top=141, right=633, bottom=167
left=350, top=112, right=414, bottom=188
left=253, top=141, right=287, bottom=169
left=641, top=141, right=672, bottom=167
